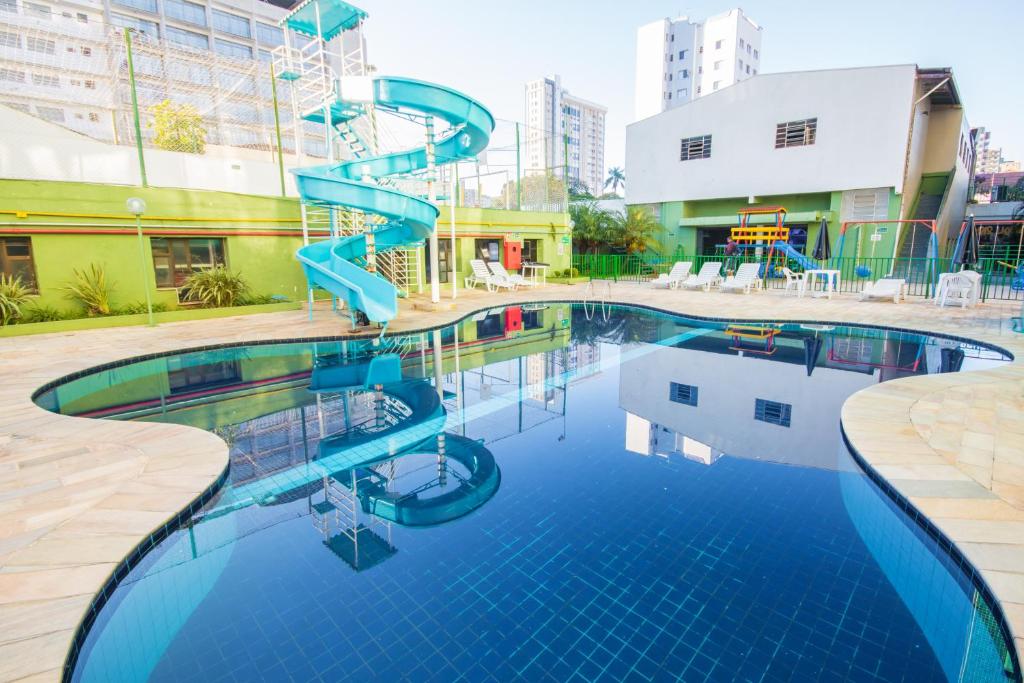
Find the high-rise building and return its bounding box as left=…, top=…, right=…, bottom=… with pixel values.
left=972, top=126, right=1004, bottom=174
left=634, top=8, right=763, bottom=121
left=0, top=0, right=342, bottom=155
left=524, top=74, right=606, bottom=196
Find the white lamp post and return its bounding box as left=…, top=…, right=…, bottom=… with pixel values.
left=126, top=197, right=155, bottom=327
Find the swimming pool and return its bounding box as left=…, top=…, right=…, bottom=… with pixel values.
left=35, top=304, right=1020, bottom=682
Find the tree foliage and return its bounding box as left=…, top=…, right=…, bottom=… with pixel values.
left=604, top=166, right=625, bottom=195
left=569, top=202, right=663, bottom=255
left=149, top=99, right=207, bottom=154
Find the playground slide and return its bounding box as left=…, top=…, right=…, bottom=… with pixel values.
left=772, top=240, right=816, bottom=271
left=293, top=77, right=494, bottom=324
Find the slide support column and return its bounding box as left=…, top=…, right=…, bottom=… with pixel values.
left=426, top=116, right=441, bottom=303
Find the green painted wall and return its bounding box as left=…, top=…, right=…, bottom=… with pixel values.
left=1, top=179, right=571, bottom=316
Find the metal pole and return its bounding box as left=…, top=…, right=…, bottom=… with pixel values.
left=270, top=62, right=287, bottom=197
left=124, top=28, right=147, bottom=188
left=515, top=122, right=522, bottom=211
left=450, top=165, right=457, bottom=299
left=134, top=214, right=155, bottom=326
left=426, top=116, right=441, bottom=303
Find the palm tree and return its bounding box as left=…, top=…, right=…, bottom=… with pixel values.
left=569, top=201, right=616, bottom=255
left=604, top=167, right=625, bottom=195
left=615, top=206, right=663, bottom=254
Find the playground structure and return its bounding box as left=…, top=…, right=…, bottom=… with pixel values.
left=728, top=206, right=818, bottom=278
left=275, top=0, right=494, bottom=331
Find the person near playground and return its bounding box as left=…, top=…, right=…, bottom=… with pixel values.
left=724, top=238, right=739, bottom=274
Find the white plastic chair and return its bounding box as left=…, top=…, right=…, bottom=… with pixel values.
left=487, top=261, right=537, bottom=288
left=720, top=262, right=763, bottom=294
left=938, top=273, right=973, bottom=308
left=781, top=267, right=806, bottom=296
left=650, top=261, right=693, bottom=289
left=680, top=262, right=723, bottom=291
left=860, top=278, right=906, bottom=303
left=465, top=259, right=514, bottom=292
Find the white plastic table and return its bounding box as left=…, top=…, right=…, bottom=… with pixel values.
left=803, top=269, right=841, bottom=299
left=521, top=262, right=549, bottom=285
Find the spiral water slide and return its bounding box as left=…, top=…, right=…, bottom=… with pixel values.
left=293, top=77, right=494, bottom=324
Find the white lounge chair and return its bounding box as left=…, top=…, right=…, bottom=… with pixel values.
left=860, top=278, right=906, bottom=303
left=650, top=261, right=692, bottom=289
left=781, top=267, right=806, bottom=296
left=487, top=261, right=537, bottom=288
left=465, top=259, right=514, bottom=292
left=680, top=262, right=723, bottom=291
left=720, top=262, right=763, bottom=294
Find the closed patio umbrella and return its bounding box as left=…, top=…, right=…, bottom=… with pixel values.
left=940, top=347, right=965, bottom=373
left=803, top=336, right=823, bottom=376
left=951, top=216, right=979, bottom=270
left=812, top=218, right=832, bottom=262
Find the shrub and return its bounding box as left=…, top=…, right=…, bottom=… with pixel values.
left=568, top=267, right=580, bottom=278
left=113, top=301, right=170, bottom=316
left=238, top=293, right=276, bottom=306
left=182, top=267, right=249, bottom=308
left=62, top=264, right=113, bottom=316
left=20, top=305, right=74, bottom=323
left=0, top=274, right=31, bottom=325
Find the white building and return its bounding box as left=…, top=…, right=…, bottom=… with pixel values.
left=0, top=0, right=332, bottom=154
left=625, top=65, right=973, bottom=259
left=634, top=8, right=763, bottom=121
left=524, top=74, right=606, bottom=196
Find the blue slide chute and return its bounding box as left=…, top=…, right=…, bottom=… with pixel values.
left=772, top=240, right=816, bottom=271
left=293, top=77, right=494, bottom=324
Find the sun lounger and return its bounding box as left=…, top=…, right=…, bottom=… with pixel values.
left=650, top=261, right=693, bottom=289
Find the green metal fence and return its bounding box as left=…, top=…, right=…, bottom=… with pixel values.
left=572, top=251, right=1024, bottom=302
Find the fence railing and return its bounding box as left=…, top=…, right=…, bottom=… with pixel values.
left=573, top=251, right=1024, bottom=302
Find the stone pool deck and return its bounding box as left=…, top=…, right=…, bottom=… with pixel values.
left=0, top=282, right=1022, bottom=681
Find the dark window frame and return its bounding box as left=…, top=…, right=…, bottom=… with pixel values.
left=754, top=398, right=792, bottom=427
left=0, top=236, right=39, bottom=292
left=680, top=134, right=712, bottom=161
left=669, top=382, right=698, bottom=406
left=150, top=237, right=226, bottom=290
left=775, top=118, right=817, bottom=149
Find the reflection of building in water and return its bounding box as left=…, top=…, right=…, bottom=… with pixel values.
left=567, top=341, right=602, bottom=384
left=618, top=327, right=947, bottom=470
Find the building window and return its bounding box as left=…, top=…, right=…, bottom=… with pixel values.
left=746, top=44, right=752, bottom=55
left=32, top=73, right=59, bottom=87
left=111, top=0, right=156, bottom=13
left=151, top=237, right=226, bottom=289
left=166, top=25, right=208, bottom=49
left=165, top=0, right=206, bottom=27
left=746, top=64, right=751, bottom=75
left=474, top=238, right=500, bottom=263
left=110, top=12, right=159, bottom=36
left=775, top=118, right=817, bottom=148
left=0, top=0, right=16, bottom=13
left=678, top=69, right=688, bottom=79
left=81, top=46, right=91, bottom=56
left=679, top=134, right=711, bottom=161
left=754, top=399, right=791, bottom=427
left=215, top=38, right=252, bottom=60
left=676, top=88, right=687, bottom=99
left=76, top=11, right=87, bottom=22
left=26, top=36, right=55, bottom=53
left=88, top=112, right=99, bottom=121
left=669, top=382, right=698, bottom=406
left=713, top=81, right=720, bottom=90
left=753, top=49, right=759, bottom=59
left=0, top=237, right=37, bottom=291
left=37, top=107, right=66, bottom=124
left=738, top=59, right=743, bottom=70
left=0, top=30, right=19, bottom=48
left=715, top=39, right=723, bottom=49
left=0, top=68, right=25, bottom=82
left=212, top=9, right=250, bottom=38
left=23, top=2, right=50, bottom=19
left=255, top=21, right=283, bottom=47
left=167, top=358, right=241, bottom=395
left=522, top=239, right=540, bottom=263
left=678, top=49, right=687, bottom=59
left=713, top=60, right=722, bottom=70
left=739, top=38, right=745, bottom=48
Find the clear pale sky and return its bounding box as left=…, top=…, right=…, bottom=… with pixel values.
left=357, top=0, right=1023, bottom=174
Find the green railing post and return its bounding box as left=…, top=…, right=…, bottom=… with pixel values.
left=124, top=28, right=147, bottom=188
left=269, top=62, right=287, bottom=198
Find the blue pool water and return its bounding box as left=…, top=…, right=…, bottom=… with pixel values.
left=35, top=304, right=1020, bottom=682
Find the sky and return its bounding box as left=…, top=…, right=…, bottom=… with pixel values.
left=356, top=0, right=1024, bottom=175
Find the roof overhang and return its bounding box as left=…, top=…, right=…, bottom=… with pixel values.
left=917, top=67, right=961, bottom=106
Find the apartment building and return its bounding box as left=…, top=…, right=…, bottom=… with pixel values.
left=0, top=0, right=332, bottom=155
left=524, top=74, right=606, bottom=196
left=626, top=65, right=973, bottom=261
left=634, top=8, right=763, bottom=121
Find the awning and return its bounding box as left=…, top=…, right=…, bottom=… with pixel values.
left=282, top=0, right=367, bottom=41
left=678, top=210, right=830, bottom=227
